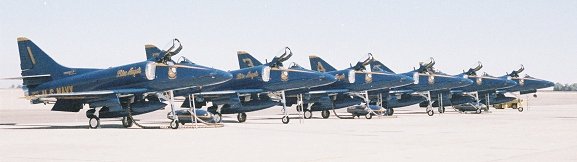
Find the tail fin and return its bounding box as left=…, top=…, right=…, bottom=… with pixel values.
left=145, top=44, right=162, bottom=61
left=369, top=60, right=396, bottom=73
left=309, top=55, right=336, bottom=72
left=17, top=37, right=71, bottom=86
left=237, top=51, right=263, bottom=69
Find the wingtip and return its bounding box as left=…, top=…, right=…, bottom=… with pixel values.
left=17, top=37, right=29, bottom=42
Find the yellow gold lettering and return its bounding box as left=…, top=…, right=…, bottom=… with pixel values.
left=117, top=67, right=142, bottom=78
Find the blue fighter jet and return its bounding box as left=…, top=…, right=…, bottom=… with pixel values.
left=12, top=37, right=232, bottom=129
left=298, top=54, right=415, bottom=119
left=481, top=65, right=554, bottom=112
left=368, top=58, right=473, bottom=116
left=236, top=53, right=413, bottom=121
left=422, top=62, right=518, bottom=113
left=145, top=47, right=336, bottom=124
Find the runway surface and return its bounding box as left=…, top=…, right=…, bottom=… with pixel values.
left=1, top=89, right=576, bottom=162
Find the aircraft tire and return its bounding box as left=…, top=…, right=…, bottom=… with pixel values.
left=321, top=110, right=330, bottom=119
left=427, top=109, right=434, bottom=116
left=476, top=108, right=482, bottom=114
left=237, top=113, right=247, bottom=123
left=438, top=107, right=445, bottom=114
left=213, top=113, right=223, bottom=123
left=89, top=117, right=100, bottom=129
left=518, top=107, right=524, bottom=112
left=170, top=119, right=179, bottom=129
left=282, top=116, right=290, bottom=124
left=303, top=110, right=312, bottom=119
left=121, top=116, right=133, bottom=128
left=365, top=113, right=373, bottom=119
left=387, top=109, right=394, bottom=116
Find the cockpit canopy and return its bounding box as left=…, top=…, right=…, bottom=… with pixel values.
left=177, top=56, right=195, bottom=65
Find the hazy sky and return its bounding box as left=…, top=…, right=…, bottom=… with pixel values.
left=1, top=0, right=576, bottom=87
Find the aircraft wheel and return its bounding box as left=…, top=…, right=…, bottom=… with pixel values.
left=170, top=119, right=179, bottom=129
left=387, top=109, right=394, bottom=116
left=213, top=113, right=223, bottom=123
left=89, top=117, right=100, bottom=129
left=476, top=108, right=482, bottom=114
left=438, top=107, right=445, bottom=114
left=427, top=109, right=434, bottom=116
left=282, top=116, right=290, bottom=124
left=321, top=110, right=330, bottom=119
left=121, top=116, right=133, bottom=128
left=365, top=113, right=373, bottom=119
left=303, top=110, right=312, bottom=119
left=237, top=113, right=247, bottom=123
left=518, top=107, right=524, bottom=112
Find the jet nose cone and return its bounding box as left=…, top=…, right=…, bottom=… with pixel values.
left=544, top=81, right=554, bottom=88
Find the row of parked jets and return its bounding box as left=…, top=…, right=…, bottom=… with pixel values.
left=12, top=37, right=554, bottom=129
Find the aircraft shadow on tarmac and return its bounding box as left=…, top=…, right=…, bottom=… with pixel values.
left=0, top=124, right=126, bottom=129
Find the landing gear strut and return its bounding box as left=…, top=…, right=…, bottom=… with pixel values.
left=167, top=90, right=179, bottom=129
left=419, top=91, right=434, bottom=116
left=280, top=91, right=290, bottom=124
left=438, top=93, right=445, bottom=114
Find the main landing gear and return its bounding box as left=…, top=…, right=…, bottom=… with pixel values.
left=303, top=110, right=312, bottom=119
left=89, top=116, right=100, bottom=129
left=237, top=113, right=247, bottom=123
left=121, top=116, right=133, bottom=128
left=418, top=91, right=435, bottom=116
left=321, top=110, right=330, bottom=119
left=280, top=91, right=290, bottom=124
left=385, top=108, right=394, bottom=116
left=86, top=109, right=100, bottom=129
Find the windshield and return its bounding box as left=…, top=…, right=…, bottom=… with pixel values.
left=178, top=56, right=195, bottom=65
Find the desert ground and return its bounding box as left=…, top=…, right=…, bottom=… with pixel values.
left=1, top=89, right=576, bottom=162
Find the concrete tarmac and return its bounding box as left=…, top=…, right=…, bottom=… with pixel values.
left=1, top=89, right=576, bottom=162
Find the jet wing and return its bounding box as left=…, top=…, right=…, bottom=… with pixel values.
left=450, top=90, right=464, bottom=94
left=180, top=89, right=267, bottom=108
left=389, top=89, right=415, bottom=94
left=29, top=88, right=149, bottom=100
left=308, top=89, right=349, bottom=95
left=196, top=89, right=264, bottom=96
